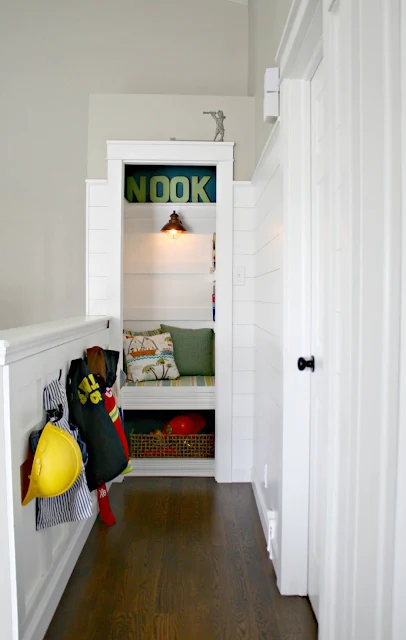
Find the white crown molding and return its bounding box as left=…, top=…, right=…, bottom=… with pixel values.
left=106, top=140, right=235, bottom=147
left=327, top=0, right=339, bottom=10
left=229, top=0, right=248, bottom=5
left=106, top=140, right=235, bottom=164
left=275, top=0, right=321, bottom=80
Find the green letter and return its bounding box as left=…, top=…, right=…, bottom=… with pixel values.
left=170, top=176, right=190, bottom=203
left=191, top=176, right=210, bottom=203
left=150, top=176, right=170, bottom=203
left=126, top=176, right=146, bottom=203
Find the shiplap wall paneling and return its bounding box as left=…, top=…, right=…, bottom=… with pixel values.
left=250, top=126, right=283, bottom=575
left=124, top=202, right=216, bottom=232
left=123, top=274, right=212, bottom=310
left=123, top=203, right=215, bottom=331
left=232, top=182, right=255, bottom=482
left=124, top=206, right=215, bottom=271
left=320, top=0, right=402, bottom=637
left=86, top=180, right=108, bottom=316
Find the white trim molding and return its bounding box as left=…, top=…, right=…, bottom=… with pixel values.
left=106, top=140, right=234, bottom=164
left=251, top=474, right=277, bottom=560
left=273, top=0, right=323, bottom=598
left=276, top=0, right=322, bottom=80
left=0, top=317, right=109, bottom=366
left=280, top=76, right=313, bottom=596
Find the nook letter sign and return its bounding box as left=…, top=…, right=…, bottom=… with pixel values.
left=124, top=165, right=216, bottom=203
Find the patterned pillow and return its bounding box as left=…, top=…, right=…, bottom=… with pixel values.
left=123, top=332, right=180, bottom=382
left=123, top=328, right=162, bottom=337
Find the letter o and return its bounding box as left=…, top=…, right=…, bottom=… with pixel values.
left=170, top=176, right=190, bottom=203
left=150, top=176, right=170, bottom=203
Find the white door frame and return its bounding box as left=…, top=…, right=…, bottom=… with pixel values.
left=276, top=0, right=324, bottom=596
left=105, top=140, right=235, bottom=483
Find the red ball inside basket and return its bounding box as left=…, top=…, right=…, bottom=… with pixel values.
left=163, top=415, right=195, bottom=435
left=187, top=413, right=206, bottom=434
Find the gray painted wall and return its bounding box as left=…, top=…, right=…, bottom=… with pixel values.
left=0, top=0, right=248, bottom=328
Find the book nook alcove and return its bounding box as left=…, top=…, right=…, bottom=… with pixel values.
left=86, top=141, right=234, bottom=481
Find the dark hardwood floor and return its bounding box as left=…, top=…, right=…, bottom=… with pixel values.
left=45, top=478, right=317, bottom=640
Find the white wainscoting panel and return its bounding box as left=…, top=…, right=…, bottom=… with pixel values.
left=86, top=180, right=108, bottom=317
left=232, top=181, right=255, bottom=482
left=0, top=317, right=110, bottom=640
left=319, top=0, right=404, bottom=637
left=233, top=347, right=255, bottom=372
left=249, top=124, right=284, bottom=579
left=233, top=301, right=255, bottom=325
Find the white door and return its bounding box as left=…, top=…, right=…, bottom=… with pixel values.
left=307, top=59, right=328, bottom=620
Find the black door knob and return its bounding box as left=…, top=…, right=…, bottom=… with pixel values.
left=297, top=356, right=315, bottom=372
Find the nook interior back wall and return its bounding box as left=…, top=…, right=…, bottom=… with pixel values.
left=123, top=202, right=215, bottom=331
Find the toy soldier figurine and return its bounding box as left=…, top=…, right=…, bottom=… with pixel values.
left=203, top=110, right=226, bottom=142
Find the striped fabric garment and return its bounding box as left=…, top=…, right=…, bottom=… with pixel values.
left=125, top=375, right=215, bottom=387
left=35, top=380, right=93, bottom=531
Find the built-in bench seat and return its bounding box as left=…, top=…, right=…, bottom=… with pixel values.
left=121, top=375, right=215, bottom=410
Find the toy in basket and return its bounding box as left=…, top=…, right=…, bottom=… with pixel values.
left=130, top=413, right=214, bottom=459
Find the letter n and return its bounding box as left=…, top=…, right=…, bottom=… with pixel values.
left=126, top=176, right=146, bottom=203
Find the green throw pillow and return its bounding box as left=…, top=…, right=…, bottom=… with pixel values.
left=160, top=325, right=214, bottom=376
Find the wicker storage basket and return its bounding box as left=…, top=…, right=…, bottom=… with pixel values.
left=130, top=432, right=215, bottom=459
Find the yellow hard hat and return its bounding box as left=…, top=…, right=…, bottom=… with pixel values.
left=22, top=422, right=82, bottom=506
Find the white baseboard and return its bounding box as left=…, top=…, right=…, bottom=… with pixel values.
left=126, top=458, right=215, bottom=477
left=251, top=471, right=277, bottom=561
left=22, top=511, right=97, bottom=640
left=232, top=468, right=252, bottom=482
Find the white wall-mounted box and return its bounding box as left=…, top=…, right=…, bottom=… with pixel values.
left=263, top=92, right=279, bottom=122
left=264, top=67, right=280, bottom=93
left=263, top=68, right=280, bottom=122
